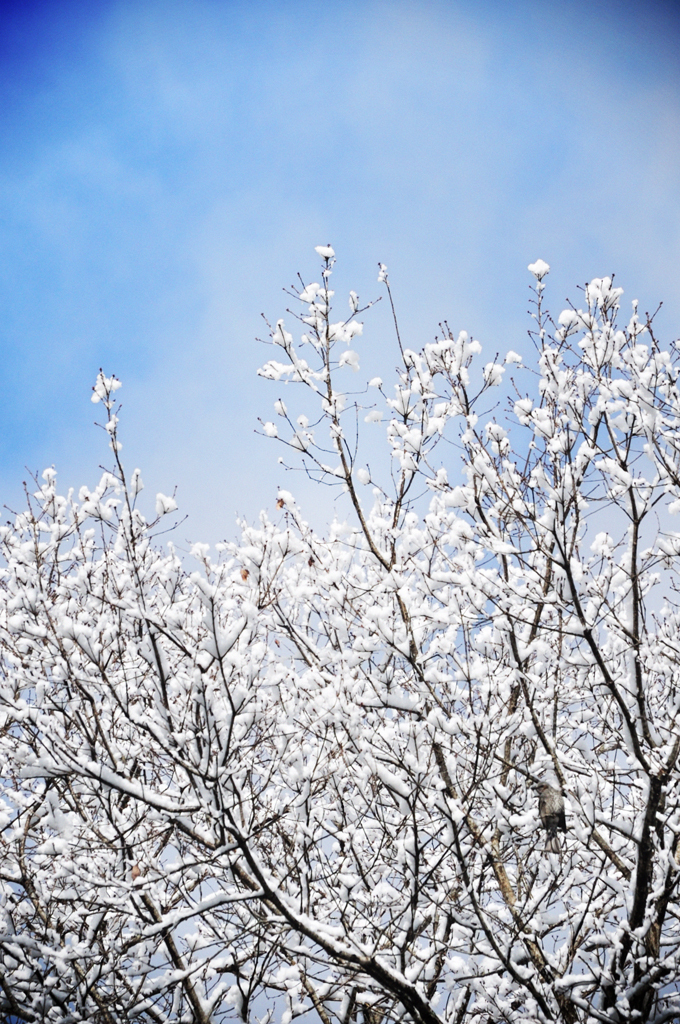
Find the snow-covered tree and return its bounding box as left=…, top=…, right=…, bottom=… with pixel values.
left=2, top=247, right=680, bottom=1024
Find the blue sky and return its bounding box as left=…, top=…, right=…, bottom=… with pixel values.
left=1, top=0, right=679, bottom=544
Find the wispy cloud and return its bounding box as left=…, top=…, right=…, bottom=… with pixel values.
left=1, top=0, right=679, bottom=540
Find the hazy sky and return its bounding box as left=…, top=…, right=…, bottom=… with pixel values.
left=1, top=0, right=679, bottom=544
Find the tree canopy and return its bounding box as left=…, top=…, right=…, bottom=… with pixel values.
left=1, top=250, right=680, bottom=1024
